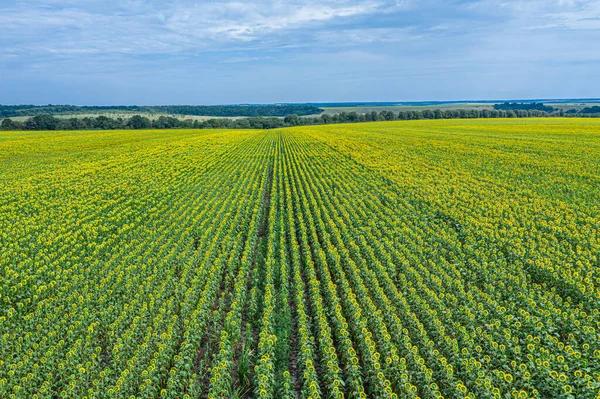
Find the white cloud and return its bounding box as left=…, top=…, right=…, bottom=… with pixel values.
left=220, top=55, right=274, bottom=63
left=314, top=27, right=424, bottom=45
left=1, top=0, right=599, bottom=104
left=546, top=3, right=600, bottom=29
left=470, top=0, right=600, bottom=30
left=0, top=0, right=396, bottom=56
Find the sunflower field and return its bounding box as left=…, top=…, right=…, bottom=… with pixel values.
left=1, top=119, right=599, bottom=398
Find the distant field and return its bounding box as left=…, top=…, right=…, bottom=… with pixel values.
left=3, top=102, right=598, bottom=123
left=2, top=119, right=599, bottom=398
left=546, top=103, right=599, bottom=111
left=322, top=102, right=495, bottom=114
left=322, top=102, right=599, bottom=114
left=0, top=104, right=323, bottom=119
left=1, top=112, right=246, bottom=123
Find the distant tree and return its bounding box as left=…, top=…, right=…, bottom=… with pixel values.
left=127, top=115, right=151, bottom=129
left=233, top=118, right=251, bottom=129
left=0, top=104, right=324, bottom=118
left=154, top=116, right=183, bottom=129
left=422, top=110, right=435, bottom=119
left=56, top=119, right=72, bottom=130
left=94, top=116, right=116, bottom=130
left=24, top=118, right=35, bottom=130
left=580, top=106, right=600, bottom=114
left=1, top=118, right=17, bottom=130
left=204, top=119, right=223, bottom=128
left=379, top=111, right=395, bottom=121
left=494, top=102, right=554, bottom=112
left=320, top=114, right=332, bottom=124
left=65, top=118, right=85, bottom=129
left=152, top=116, right=167, bottom=129
left=262, top=118, right=285, bottom=129
left=81, top=117, right=94, bottom=129
left=346, top=112, right=359, bottom=122
left=181, top=119, right=195, bottom=128
left=25, top=115, right=60, bottom=130
left=284, top=114, right=301, bottom=126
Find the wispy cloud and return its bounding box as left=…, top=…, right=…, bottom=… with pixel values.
left=470, top=0, right=600, bottom=29
left=314, top=27, right=424, bottom=45
left=0, top=1, right=397, bottom=55
left=0, top=0, right=598, bottom=104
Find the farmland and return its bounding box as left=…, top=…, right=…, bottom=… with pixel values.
left=1, top=119, right=599, bottom=399
left=320, top=101, right=600, bottom=115
left=0, top=113, right=248, bottom=123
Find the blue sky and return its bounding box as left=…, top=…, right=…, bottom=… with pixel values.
left=1, top=0, right=599, bottom=105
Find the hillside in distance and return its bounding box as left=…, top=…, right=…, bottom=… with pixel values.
left=3, top=99, right=600, bottom=120
left=0, top=104, right=323, bottom=118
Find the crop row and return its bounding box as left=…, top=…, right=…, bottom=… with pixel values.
left=2, top=120, right=598, bottom=398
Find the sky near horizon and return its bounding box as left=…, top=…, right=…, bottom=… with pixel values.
left=1, top=0, right=599, bottom=105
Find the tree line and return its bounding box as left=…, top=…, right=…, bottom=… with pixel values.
left=2, top=108, right=599, bottom=131
left=0, top=104, right=322, bottom=118
left=580, top=106, right=600, bottom=114
left=493, top=102, right=555, bottom=112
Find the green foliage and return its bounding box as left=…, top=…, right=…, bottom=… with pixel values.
left=493, top=102, right=555, bottom=112
left=0, top=104, right=323, bottom=118
left=1, top=118, right=18, bottom=130
left=579, top=105, right=600, bottom=114
left=126, top=115, right=152, bottom=129
left=3, top=107, right=600, bottom=132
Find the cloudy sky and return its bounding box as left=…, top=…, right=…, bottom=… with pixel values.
left=1, top=0, right=599, bottom=105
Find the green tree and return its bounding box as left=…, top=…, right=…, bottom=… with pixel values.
left=320, top=114, right=332, bottom=124
left=1, top=118, right=17, bottom=130
left=153, top=116, right=182, bottom=129
left=25, top=115, right=60, bottom=130
left=234, top=118, right=251, bottom=129
left=127, top=115, right=151, bottom=129
left=94, top=116, right=115, bottom=129
left=284, top=114, right=301, bottom=126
